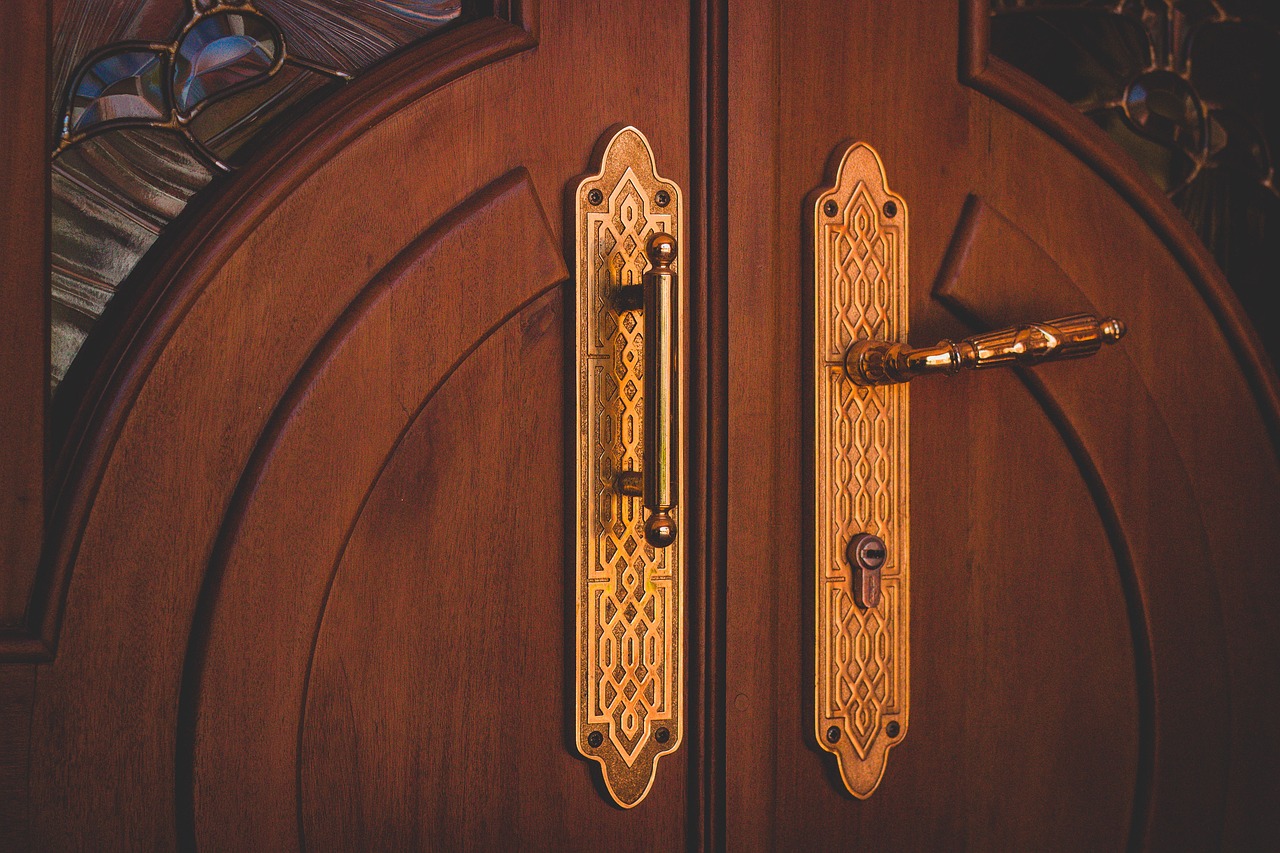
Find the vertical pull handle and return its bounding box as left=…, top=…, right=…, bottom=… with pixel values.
left=643, top=234, right=678, bottom=547
left=574, top=126, right=684, bottom=808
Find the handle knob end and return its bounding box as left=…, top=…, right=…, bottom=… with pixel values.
left=1100, top=317, right=1127, bottom=342
left=645, top=511, right=678, bottom=548
left=646, top=233, right=676, bottom=267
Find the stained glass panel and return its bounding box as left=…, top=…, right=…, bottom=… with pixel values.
left=66, top=48, right=170, bottom=136
left=50, top=0, right=467, bottom=391
left=171, top=11, right=281, bottom=115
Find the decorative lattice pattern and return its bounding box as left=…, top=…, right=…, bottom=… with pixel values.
left=813, top=142, right=909, bottom=798
left=575, top=127, right=682, bottom=808
left=586, top=171, right=675, bottom=765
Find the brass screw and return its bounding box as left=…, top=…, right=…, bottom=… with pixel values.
left=588, top=188, right=603, bottom=205
left=826, top=726, right=841, bottom=743
left=655, top=190, right=671, bottom=207
left=823, top=200, right=838, bottom=217
left=883, top=199, right=898, bottom=218
left=886, top=721, right=901, bottom=738
left=587, top=731, right=603, bottom=748
left=655, top=727, right=670, bottom=744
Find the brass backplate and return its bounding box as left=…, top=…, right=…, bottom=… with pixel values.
left=810, top=142, right=909, bottom=798
left=573, top=126, right=684, bottom=808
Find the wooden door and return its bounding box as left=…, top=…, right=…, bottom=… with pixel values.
left=7, top=2, right=705, bottom=849
left=725, top=2, right=1280, bottom=851
left=4, top=1, right=1280, bottom=851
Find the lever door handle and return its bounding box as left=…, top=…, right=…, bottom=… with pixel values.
left=844, top=313, right=1127, bottom=386
left=809, top=142, right=1125, bottom=800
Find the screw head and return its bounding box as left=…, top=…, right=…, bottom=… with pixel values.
left=823, top=199, right=839, bottom=217
left=655, top=189, right=671, bottom=207
left=588, top=188, right=603, bottom=205
left=883, top=199, right=898, bottom=218
left=886, top=721, right=901, bottom=738
left=587, top=731, right=603, bottom=748
left=826, top=725, right=841, bottom=743
left=655, top=727, right=670, bottom=744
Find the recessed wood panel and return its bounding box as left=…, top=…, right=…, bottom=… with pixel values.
left=26, top=0, right=695, bottom=844
left=300, top=290, right=684, bottom=847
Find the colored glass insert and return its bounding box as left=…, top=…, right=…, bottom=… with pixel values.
left=173, top=11, right=280, bottom=115
left=49, top=0, right=465, bottom=392
left=67, top=49, right=169, bottom=136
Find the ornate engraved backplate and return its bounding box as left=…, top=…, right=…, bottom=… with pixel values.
left=811, top=142, right=909, bottom=798
left=574, top=126, right=684, bottom=808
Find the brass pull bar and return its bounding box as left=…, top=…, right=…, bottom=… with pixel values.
left=642, top=234, right=678, bottom=547
left=574, top=126, right=685, bottom=807
left=844, top=313, right=1127, bottom=387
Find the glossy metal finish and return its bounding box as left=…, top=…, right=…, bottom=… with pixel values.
left=812, top=147, right=1131, bottom=802
left=573, top=126, right=685, bottom=807
left=844, top=313, right=1127, bottom=386
left=810, top=141, right=909, bottom=799
left=643, top=233, right=679, bottom=548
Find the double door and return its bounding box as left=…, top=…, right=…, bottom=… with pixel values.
left=11, top=1, right=1280, bottom=849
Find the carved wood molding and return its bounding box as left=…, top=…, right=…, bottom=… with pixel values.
left=174, top=168, right=564, bottom=848
left=0, top=12, right=539, bottom=662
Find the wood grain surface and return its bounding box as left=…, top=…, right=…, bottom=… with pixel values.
left=23, top=1, right=695, bottom=847
left=0, top=1, right=48, bottom=633
left=727, top=2, right=1280, bottom=850
left=4, top=0, right=1279, bottom=849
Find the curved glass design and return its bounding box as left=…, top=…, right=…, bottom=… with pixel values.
left=50, top=0, right=465, bottom=390
left=172, top=11, right=281, bottom=115
left=67, top=49, right=170, bottom=135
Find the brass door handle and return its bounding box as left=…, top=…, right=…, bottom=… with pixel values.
left=573, top=127, right=685, bottom=808
left=844, top=313, right=1127, bottom=386
left=640, top=234, right=679, bottom=546
left=809, top=142, right=1127, bottom=800
left=616, top=234, right=680, bottom=546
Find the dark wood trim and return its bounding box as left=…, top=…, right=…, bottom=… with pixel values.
left=0, top=13, right=538, bottom=661
left=960, top=0, right=1280, bottom=449
left=0, top=2, right=49, bottom=630
left=689, top=0, right=729, bottom=848
left=0, top=664, right=36, bottom=850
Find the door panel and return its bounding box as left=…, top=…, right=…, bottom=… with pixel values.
left=185, top=171, right=578, bottom=849
left=9, top=1, right=1280, bottom=850
left=25, top=2, right=694, bottom=847
left=728, top=2, right=1280, bottom=851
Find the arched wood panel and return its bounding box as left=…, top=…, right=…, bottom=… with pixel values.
left=934, top=195, right=1230, bottom=848
left=958, top=6, right=1280, bottom=844
left=180, top=169, right=573, bottom=850
left=24, top=0, right=694, bottom=845
left=6, top=10, right=540, bottom=662
left=297, top=289, right=683, bottom=848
